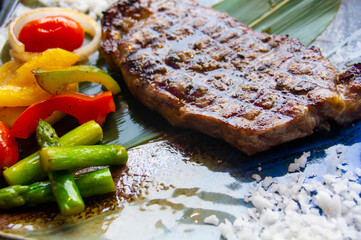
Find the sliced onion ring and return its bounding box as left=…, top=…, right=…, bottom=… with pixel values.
left=8, top=7, right=101, bottom=62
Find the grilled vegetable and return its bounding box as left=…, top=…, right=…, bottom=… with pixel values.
left=0, top=185, right=28, bottom=209
left=0, top=49, right=79, bottom=107
left=0, top=121, right=19, bottom=172
left=0, top=107, right=67, bottom=128
left=0, top=168, right=115, bottom=209
left=48, top=170, right=85, bottom=215
left=11, top=91, right=115, bottom=139
left=73, top=168, right=116, bottom=197
left=35, top=120, right=61, bottom=148
left=40, top=145, right=128, bottom=171
left=4, top=120, right=103, bottom=185
left=24, top=182, right=54, bottom=207
left=36, top=120, right=84, bottom=215
left=33, top=65, right=121, bottom=95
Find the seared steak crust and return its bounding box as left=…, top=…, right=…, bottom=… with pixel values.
left=101, top=0, right=360, bottom=155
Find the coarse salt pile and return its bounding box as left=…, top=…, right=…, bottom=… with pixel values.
left=216, top=151, right=361, bottom=240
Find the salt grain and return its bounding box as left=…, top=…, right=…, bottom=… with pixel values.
left=250, top=194, right=274, bottom=210
left=252, top=174, right=262, bottom=182
left=288, top=151, right=310, bottom=172
left=355, top=168, right=361, bottom=177
left=204, top=215, right=219, bottom=226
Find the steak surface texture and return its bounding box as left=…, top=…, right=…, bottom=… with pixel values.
left=101, top=0, right=361, bottom=155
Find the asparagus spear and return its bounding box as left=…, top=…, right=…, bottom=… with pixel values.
left=40, top=145, right=128, bottom=171
left=4, top=120, right=103, bottom=185
left=36, top=119, right=61, bottom=148
left=25, top=181, right=54, bottom=206
left=74, top=168, right=116, bottom=197
left=0, top=168, right=116, bottom=209
left=47, top=170, right=84, bottom=215
left=0, top=185, right=28, bottom=209
left=36, top=120, right=84, bottom=216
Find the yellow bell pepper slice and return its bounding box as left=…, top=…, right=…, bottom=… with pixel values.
left=0, top=48, right=79, bottom=107
left=0, top=107, right=26, bottom=127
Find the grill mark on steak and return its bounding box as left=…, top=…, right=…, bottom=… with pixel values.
left=101, top=0, right=361, bottom=155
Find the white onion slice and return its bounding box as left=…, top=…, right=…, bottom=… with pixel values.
left=8, top=7, right=101, bottom=62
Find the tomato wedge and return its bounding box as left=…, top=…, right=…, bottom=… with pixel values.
left=0, top=121, right=19, bottom=172
left=18, top=15, right=84, bottom=52
left=11, top=92, right=116, bottom=139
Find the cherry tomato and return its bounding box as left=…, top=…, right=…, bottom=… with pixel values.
left=18, top=15, right=84, bottom=52
left=0, top=121, right=19, bottom=172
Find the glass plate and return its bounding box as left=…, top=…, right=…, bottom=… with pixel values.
left=0, top=0, right=360, bottom=239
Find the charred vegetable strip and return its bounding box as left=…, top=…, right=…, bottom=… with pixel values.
left=40, top=145, right=128, bottom=171
left=33, top=65, right=121, bottom=95
left=11, top=91, right=115, bottom=139
left=0, top=168, right=115, bottom=209
left=36, top=120, right=84, bottom=216
left=4, top=120, right=103, bottom=185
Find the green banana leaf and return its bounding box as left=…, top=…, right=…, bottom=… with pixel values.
left=213, top=0, right=341, bottom=46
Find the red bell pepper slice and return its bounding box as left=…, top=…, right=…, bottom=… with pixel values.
left=0, top=121, right=19, bottom=172
left=11, top=91, right=115, bottom=139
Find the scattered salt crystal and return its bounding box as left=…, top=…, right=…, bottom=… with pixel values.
left=261, top=177, right=275, bottom=190
left=275, top=183, right=288, bottom=195
left=267, top=183, right=279, bottom=195
left=336, top=148, right=343, bottom=154
left=259, top=209, right=279, bottom=225
left=204, top=215, right=219, bottom=226
left=323, top=174, right=337, bottom=185
left=337, top=164, right=347, bottom=171
left=252, top=174, right=262, bottom=182
left=343, top=170, right=357, bottom=181
left=332, top=179, right=349, bottom=194
left=219, top=219, right=238, bottom=240
left=288, top=151, right=310, bottom=172
left=349, top=182, right=361, bottom=194
left=314, top=190, right=333, bottom=215
left=288, top=163, right=300, bottom=173
left=303, top=182, right=317, bottom=193
left=250, top=194, right=274, bottom=210
left=343, top=200, right=356, bottom=209
left=352, top=206, right=361, bottom=215
left=356, top=168, right=361, bottom=177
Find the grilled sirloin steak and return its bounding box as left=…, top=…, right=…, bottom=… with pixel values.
left=101, top=0, right=361, bottom=155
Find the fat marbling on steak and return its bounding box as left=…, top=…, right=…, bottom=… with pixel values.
left=101, top=0, right=361, bottom=155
